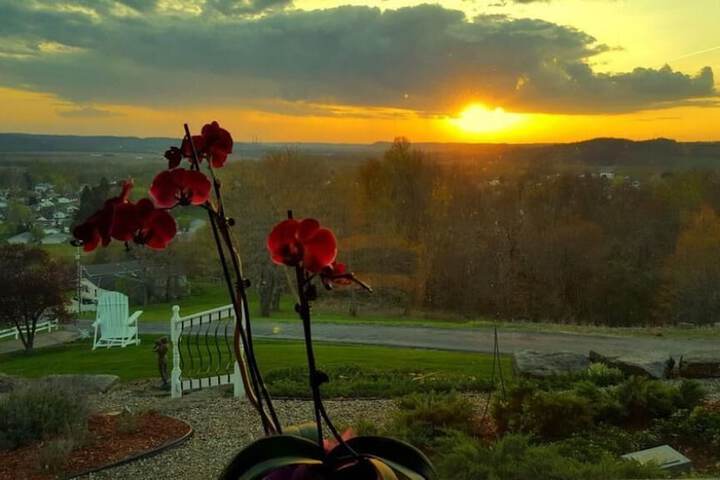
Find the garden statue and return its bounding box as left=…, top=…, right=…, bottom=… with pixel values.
left=153, top=336, right=170, bottom=389
left=72, top=121, right=434, bottom=480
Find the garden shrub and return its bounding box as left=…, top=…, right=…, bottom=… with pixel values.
left=492, top=383, right=594, bottom=440
left=431, top=430, right=492, bottom=480
left=0, top=380, right=89, bottom=450
left=530, top=363, right=624, bottom=392
left=552, top=433, right=616, bottom=464
left=493, top=377, right=702, bottom=439
left=388, top=392, right=480, bottom=449
left=264, top=366, right=492, bottom=398
left=677, top=380, right=705, bottom=410
left=572, top=381, right=626, bottom=425
left=651, top=406, right=720, bottom=452
left=521, top=390, right=594, bottom=440
left=491, top=381, right=536, bottom=433
left=585, top=363, right=624, bottom=387
left=36, top=437, right=75, bottom=475
left=350, top=419, right=382, bottom=437
left=554, top=426, right=660, bottom=463
left=433, top=432, right=666, bottom=480
left=615, top=377, right=704, bottom=424
left=384, top=387, right=673, bottom=479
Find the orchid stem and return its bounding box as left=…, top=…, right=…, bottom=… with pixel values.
left=288, top=210, right=324, bottom=446
left=184, top=124, right=280, bottom=435
left=288, top=210, right=358, bottom=457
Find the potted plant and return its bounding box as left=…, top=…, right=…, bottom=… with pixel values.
left=73, top=122, right=434, bottom=480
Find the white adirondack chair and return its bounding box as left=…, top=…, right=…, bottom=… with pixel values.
left=92, top=291, right=142, bottom=350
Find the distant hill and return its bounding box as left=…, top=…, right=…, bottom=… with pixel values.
left=548, top=138, right=720, bottom=167
left=1, top=133, right=719, bottom=167
left=374, top=137, right=720, bottom=167
left=0, top=133, right=178, bottom=153
left=0, top=133, right=384, bottom=160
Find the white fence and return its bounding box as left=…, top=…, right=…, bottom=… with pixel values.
left=170, top=304, right=245, bottom=399
left=0, top=320, right=59, bottom=341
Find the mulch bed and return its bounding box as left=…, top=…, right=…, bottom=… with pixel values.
left=0, top=411, right=192, bottom=480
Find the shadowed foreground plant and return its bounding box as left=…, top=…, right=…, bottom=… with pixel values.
left=0, top=380, right=89, bottom=450
left=72, top=122, right=433, bottom=479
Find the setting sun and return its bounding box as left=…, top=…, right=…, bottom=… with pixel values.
left=449, top=104, right=524, bottom=134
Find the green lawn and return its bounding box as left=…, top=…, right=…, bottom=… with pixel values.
left=0, top=336, right=509, bottom=397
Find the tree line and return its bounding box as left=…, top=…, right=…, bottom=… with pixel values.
left=217, top=139, right=720, bottom=327
left=74, top=138, right=720, bottom=327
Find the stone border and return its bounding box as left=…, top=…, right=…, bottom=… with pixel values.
left=68, top=417, right=194, bottom=479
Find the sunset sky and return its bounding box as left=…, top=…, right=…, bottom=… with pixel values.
left=1, top=0, right=718, bottom=143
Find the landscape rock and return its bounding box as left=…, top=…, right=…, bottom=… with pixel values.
left=589, top=350, right=672, bottom=379
left=621, top=445, right=692, bottom=475
left=513, top=350, right=589, bottom=378
left=679, top=353, right=720, bottom=378
left=42, top=374, right=120, bottom=394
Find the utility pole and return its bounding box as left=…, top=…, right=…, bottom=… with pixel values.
left=75, top=245, right=82, bottom=324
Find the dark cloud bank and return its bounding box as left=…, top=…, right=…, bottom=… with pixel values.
left=0, top=0, right=714, bottom=116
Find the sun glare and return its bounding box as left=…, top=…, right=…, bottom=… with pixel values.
left=450, top=103, right=523, bottom=134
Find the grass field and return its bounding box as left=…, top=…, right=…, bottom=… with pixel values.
left=0, top=336, right=510, bottom=397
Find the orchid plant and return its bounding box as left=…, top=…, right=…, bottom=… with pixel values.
left=72, top=122, right=434, bottom=480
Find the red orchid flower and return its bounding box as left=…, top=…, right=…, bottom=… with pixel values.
left=267, top=218, right=337, bottom=273
left=181, top=135, right=205, bottom=159
left=138, top=206, right=178, bottom=249
left=150, top=168, right=212, bottom=208
left=111, top=198, right=177, bottom=249
left=320, top=262, right=353, bottom=287
left=109, top=198, right=151, bottom=242
left=164, top=146, right=182, bottom=169
left=73, top=177, right=178, bottom=252
left=201, top=121, right=233, bottom=168
left=179, top=121, right=233, bottom=168
left=72, top=214, right=108, bottom=252
left=72, top=180, right=133, bottom=252
left=320, top=262, right=373, bottom=292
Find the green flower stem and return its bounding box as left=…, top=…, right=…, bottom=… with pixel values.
left=287, top=210, right=358, bottom=457
left=183, top=124, right=280, bottom=435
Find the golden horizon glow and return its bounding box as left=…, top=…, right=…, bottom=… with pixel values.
left=449, top=104, right=525, bottom=135
left=2, top=86, right=720, bottom=144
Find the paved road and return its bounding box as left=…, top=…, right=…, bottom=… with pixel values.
left=0, top=330, right=81, bottom=354
left=76, top=320, right=719, bottom=357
